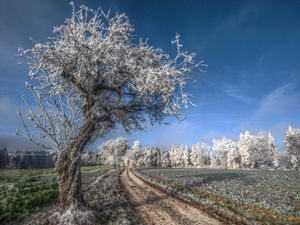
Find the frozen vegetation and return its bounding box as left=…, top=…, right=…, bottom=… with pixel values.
left=136, top=168, right=300, bottom=224
left=1, top=125, right=299, bottom=224
left=286, top=126, right=300, bottom=169
left=83, top=126, right=300, bottom=171
left=17, top=2, right=202, bottom=223
left=0, top=167, right=110, bottom=224
left=1, top=0, right=298, bottom=224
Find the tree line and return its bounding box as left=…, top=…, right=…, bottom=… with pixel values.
left=1, top=126, right=299, bottom=170
left=0, top=149, right=55, bottom=169
left=85, top=126, right=300, bottom=170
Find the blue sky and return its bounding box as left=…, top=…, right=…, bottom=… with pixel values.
left=0, top=0, right=299, bottom=151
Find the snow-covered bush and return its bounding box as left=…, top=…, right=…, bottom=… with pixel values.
left=286, top=126, right=300, bottom=169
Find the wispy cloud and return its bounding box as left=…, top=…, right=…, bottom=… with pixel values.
left=224, top=85, right=255, bottom=104
left=254, top=83, right=300, bottom=118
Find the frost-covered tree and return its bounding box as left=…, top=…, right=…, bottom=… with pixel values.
left=190, top=143, right=210, bottom=167
left=286, top=126, right=300, bottom=169
left=124, top=140, right=143, bottom=167
left=170, top=144, right=190, bottom=167
left=169, top=145, right=179, bottom=167
left=183, top=145, right=190, bottom=167
left=238, top=131, right=254, bottom=168
left=81, top=152, right=98, bottom=166
left=131, top=140, right=142, bottom=152
left=0, top=148, right=9, bottom=169
left=100, top=138, right=128, bottom=167
left=211, top=138, right=231, bottom=168
left=268, top=133, right=280, bottom=169
left=161, top=151, right=171, bottom=167
left=143, top=147, right=162, bottom=167
left=226, top=141, right=241, bottom=169
left=17, top=2, right=202, bottom=222
left=279, top=152, right=291, bottom=169
left=238, top=131, right=279, bottom=169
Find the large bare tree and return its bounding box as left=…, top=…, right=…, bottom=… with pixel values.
left=18, top=2, right=205, bottom=224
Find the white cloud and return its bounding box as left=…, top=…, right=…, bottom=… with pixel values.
left=224, top=85, right=255, bottom=104
left=254, top=83, right=300, bottom=117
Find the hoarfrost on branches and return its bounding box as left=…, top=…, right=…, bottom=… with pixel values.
left=286, top=126, right=300, bottom=169
left=17, top=2, right=203, bottom=222
left=18, top=3, right=204, bottom=152
left=226, top=141, right=241, bottom=169
left=238, top=131, right=279, bottom=169
left=161, top=151, right=171, bottom=167
left=170, top=144, right=190, bottom=167
left=143, top=147, right=162, bottom=167
left=100, top=137, right=128, bottom=167
left=124, top=140, right=143, bottom=167
left=190, top=143, right=210, bottom=167
left=211, top=138, right=232, bottom=168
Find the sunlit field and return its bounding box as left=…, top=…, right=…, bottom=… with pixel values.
left=137, top=168, right=300, bottom=224
left=1, top=0, right=300, bottom=225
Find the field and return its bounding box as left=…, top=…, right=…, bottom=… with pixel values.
left=137, top=168, right=300, bottom=224
left=0, top=167, right=112, bottom=224
left=1, top=167, right=300, bottom=225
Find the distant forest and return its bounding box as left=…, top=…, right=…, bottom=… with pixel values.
left=0, top=148, right=55, bottom=169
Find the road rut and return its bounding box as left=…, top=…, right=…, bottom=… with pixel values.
left=120, top=168, right=222, bottom=225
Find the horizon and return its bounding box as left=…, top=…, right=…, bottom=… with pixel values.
left=1, top=0, right=300, bottom=151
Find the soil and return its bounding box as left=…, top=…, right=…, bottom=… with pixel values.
left=120, top=168, right=222, bottom=225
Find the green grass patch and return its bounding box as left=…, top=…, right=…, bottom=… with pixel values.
left=0, top=166, right=110, bottom=224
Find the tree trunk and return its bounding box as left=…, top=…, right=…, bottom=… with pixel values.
left=56, top=149, right=83, bottom=212
left=56, top=121, right=96, bottom=212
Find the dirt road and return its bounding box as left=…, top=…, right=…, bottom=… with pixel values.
left=120, top=168, right=222, bottom=225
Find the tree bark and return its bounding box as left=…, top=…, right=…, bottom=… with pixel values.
left=56, top=121, right=96, bottom=212
left=56, top=149, right=82, bottom=211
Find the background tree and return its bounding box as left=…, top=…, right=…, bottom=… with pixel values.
left=161, top=151, right=171, bottom=167
left=211, top=138, right=231, bottom=168
left=238, top=131, right=279, bottom=169
left=183, top=144, right=190, bottom=167
left=227, top=141, right=240, bottom=169
left=268, top=133, right=280, bottom=169
left=100, top=137, right=128, bottom=167
left=0, top=148, right=9, bottom=169
left=170, top=145, right=187, bottom=167
left=286, top=126, right=300, bottom=170
left=190, top=143, right=210, bottom=167
left=124, top=140, right=142, bottom=167
left=17, top=2, right=203, bottom=222
left=143, top=147, right=162, bottom=167
left=238, top=131, right=255, bottom=168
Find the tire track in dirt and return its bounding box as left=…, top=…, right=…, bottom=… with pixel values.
left=120, top=168, right=222, bottom=225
